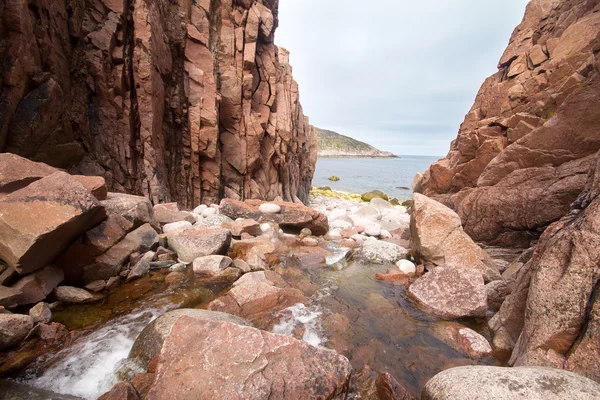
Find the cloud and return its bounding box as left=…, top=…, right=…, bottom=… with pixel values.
left=275, top=0, right=528, bottom=156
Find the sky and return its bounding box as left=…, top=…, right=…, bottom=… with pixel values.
left=276, top=0, right=531, bottom=156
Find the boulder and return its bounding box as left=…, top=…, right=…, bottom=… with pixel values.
left=56, top=214, right=134, bottom=282
left=0, top=285, right=22, bottom=307
left=192, top=255, right=234, bottom=277
left=220, top=199, right=328, bottom=235
left=0, top=153, right=58, bottom=197
left=72, top=175, right=108, bottom=200
left=353, top=237, right=409, bottom=264
left=408, top=265, right=487, bottom=319
left=0, top=380, right=81, bottom=399
left=410, top=193, right=500, bottom=282
left=129, top=309, right=251, bottom=368
left=202, top=214, right=234, bottom=227
left=11, top=265, right=64, bottom=305
left=208, top=271, right=305, bottom=324
left=375, top=372, right=415, bottom=400
left=127, top=251, right=156, bottom=282
left=162, top=221, right=192, bottom=233
left=222, top=218, right=262, bottom=237
left=54, top=286, right=103, bottom=304
left=145, top=317, right=352, bottom=399
left=98, top=382, right=140, bottom=400
left=422, top=366, right=600, bottom=400
left=0, top=313, right=33, bottom=350
left=430, top=321, right=492, bottom=358
left=83, top=223, right=159, bottom=283
left=361, top=190, right=388, bottom=202
left=0, top=172, right=107, bottom=274
left=486, top=280, right=511, bottom=311
left=152, top=203, right=196, bottom=225
left=100, top=193, right=153, bottom=227
left=167, top=226, right=232, bottom=263
left=364, top=223, right=382, bottom=237
left=29, top=302, right=51, bottom=324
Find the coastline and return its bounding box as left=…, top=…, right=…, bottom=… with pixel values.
left=317, top=155, right=399, bottom=159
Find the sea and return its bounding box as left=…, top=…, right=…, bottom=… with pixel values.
left=312, top=155, right=441, bottom=201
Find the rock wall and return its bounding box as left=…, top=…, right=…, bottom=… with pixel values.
left=0, top=0, right=316, bottom=208
left=417, top=0, right=600, bottom=247
left=489, top=150, right=600, bottom=383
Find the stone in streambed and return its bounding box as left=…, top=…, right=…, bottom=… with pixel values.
left=127, top=251, right=156, bottom=282
left=353, top=237, right=409, bottom=264
left=162, top=221, right=192, bottom=233
left=0, top=172, right=107, bottom=275
left=422, top=366, right=600, bottom=400
left=29, top=302, right=51, bottom=324
left=0, top=380, right=81, bottom=399
left=192, top=255, right=233, bottom=277
left=145, top=317, right=352, bottom=400
left=408, top=265, right=487, bottom=319
left=54, top=286, right=103, bottom=304
left=0, top=313, right=33, bottom=350
left=396, top=259, right=416, bottom=276
left=11, top=265, right=64, bottom=305
left=222, top=218, right=261, bottom=237
left=0, top=285, right=22, bottom=306
left=486, top=279, right=511, bottom=311
left=98, top=382, right=140, bottom=400
left=430, top=321, right=492, bottom=358
left=167, top=226, right=231, bottom=263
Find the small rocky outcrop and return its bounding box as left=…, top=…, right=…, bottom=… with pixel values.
left=410, top=193, right=500, bottom=282
left=422, top=366, right=600, bottom=400
left=220, top=199, right=329, bottom=235
left=418, top=0, right=600, bottom=248
left=0, top=0, right=316, bottom=207
left=145, top=316, right=352, bottom=399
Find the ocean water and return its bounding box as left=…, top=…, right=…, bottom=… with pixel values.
left=312, top=156, right=441, bottom=201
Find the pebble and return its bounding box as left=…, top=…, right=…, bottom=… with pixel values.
left=396, top=259, right=416, bottom=276
left=259, top=203, right=282, bottom=214
left=364, top=224, right=382, bottom=237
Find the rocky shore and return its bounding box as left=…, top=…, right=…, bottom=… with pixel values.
left=1, top=152, right=599, bottom=399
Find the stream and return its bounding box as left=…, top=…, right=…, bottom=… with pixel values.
left=15, top=244, right=498, bottom=399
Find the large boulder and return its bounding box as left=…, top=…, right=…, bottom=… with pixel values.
left=152, top=203, right=196, bottom=225
left=54, top=286, right=103, bottom=304
left=129, top=309, right=251, bottom=368
left=422, top=366, right=600, bottom=400
left=82, top=223, right=159, bottom=283
left=430, top=321, right=492, bottom=358
left=408, top=265, right=487, bottom=319
left=0, top=172, right=107, bottom=274
left=11, top=265, right=64, bottom=305
left=220, top=199, right=329, bottom=236
left=100, top=193, right=153, bottom=227
left=72, top=175, right=108, bottom=200
left=0, top=313, right=33, bottom=350
left=0, top=153, right=58, bottom=197
left=167, top=226, right=231, bottom=263
left=410, top=193, right=500, bottom=282
left=145, top=317, right=352, bottom=399
left=0, top=380, right=81, bottom=399
left=0, top=285, right=22, bottom=307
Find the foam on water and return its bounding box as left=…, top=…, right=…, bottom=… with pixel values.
left=26, top=308, right=166, bottom=400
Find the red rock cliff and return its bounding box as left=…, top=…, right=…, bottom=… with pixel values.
left=0, top=0, right=317, bottom=207
left=417, top=0, right=600, bottom=247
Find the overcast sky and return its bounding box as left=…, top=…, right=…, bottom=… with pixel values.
left=276, top=1, right=530, bottom=156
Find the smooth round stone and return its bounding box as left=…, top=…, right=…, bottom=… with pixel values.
left=259, top=203, right=282, bottom=214
left=201, top=208, right=217, bottom=217
left=364, top=224, right=382, bottom=237
left=327, top=229, right=343, bottom=240
left=163, top=221, right=193, bottom=234
left=193, top=204, right=208, bottom=214
left=329, top=219, right=353, bottom=230
left=396, top=259, right=416, bottom=276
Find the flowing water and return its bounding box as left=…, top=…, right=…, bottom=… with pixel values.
left=16, top=243, right=497, bottom=399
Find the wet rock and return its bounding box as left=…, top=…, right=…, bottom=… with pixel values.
left=396, top=259, right=416, bottom=276
left=85, top=280, right=106, bottom=292
left=54, top=286, right=103, bottom=304
left=164, top=272, right=186, bottom=286
left=410, top=193, right=500, bottom=282
left=208, top=271, right=305, bottom=324
left=430, top=321, right=492, bottom=358
left=145, top=317, right=351, bottom=399
left=84, top=223, right=159, bottom=283
left=422, top=366, right=600, bottom=400
left=11, top=266, right=64, bottom=305
left=222, top=218, right=262, bottom=237
left=37, top=322, right=69, bottom=341
left=353, top=237, right=409, bottom=264
left=220, top=199, right=328, bottom=235
left=258, top=203, right=282, bottom=214
left=162, top=221, right=192, bottom=233
left=98, top=382, right=140, bottom=400
left=328, top=176, right=340, bottom=181
left=375, top=372, right=415, bottom=400
left=101, top=193, right=153, bottom=227
left=0, top=380, right=81, bottom=399
left=0, top=172, right=107, bottom=274
left=114, top=358, right=147, bottom=382
left=129, top=309, right=251, bottom=368
left=131, top=373, right=154, bottom=399
left=72, top=175, right=108, bottom=200
left=409, top=265, right=487, bottom=319
left=0, top=153, right=58, bottom=197
left=486, top=280, right=511, bottom=311
left=0, top=285, right=22, bottom=306
left=127, top=251, right=156, bottom=282
left=361, top=190, right=388, bottom=202
left=152, top=203, right=196, bottom=225
left=192, top=255, right=233, bottom=277
left=167, top=226, right=231, bottom=263
left=0, top=313, right=33, bottom=350
left=57, top=214, right=134, bottom=282
left=29, top=302, right=51, bottom=324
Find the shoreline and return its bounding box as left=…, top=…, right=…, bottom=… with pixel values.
left=317, top=155, right=399, bottom=159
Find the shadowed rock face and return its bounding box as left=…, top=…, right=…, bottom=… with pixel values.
left=0, top=0, right=316, bottom=207
left=418, top=0, right=600, bottom=247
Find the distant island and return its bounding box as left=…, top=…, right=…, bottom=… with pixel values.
left=315, top=127, right=397, bottom=158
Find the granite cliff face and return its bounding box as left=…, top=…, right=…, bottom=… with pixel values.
left=0, top=0, right=316, bottom=207
left=417, top=0, right=600, bottom=247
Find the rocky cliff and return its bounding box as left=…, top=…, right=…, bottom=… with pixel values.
left=0, top=0, right=316, bottom=207
left=316, top=128, right=395, bottom=158
left=417, top=0, right=600, bottom=247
